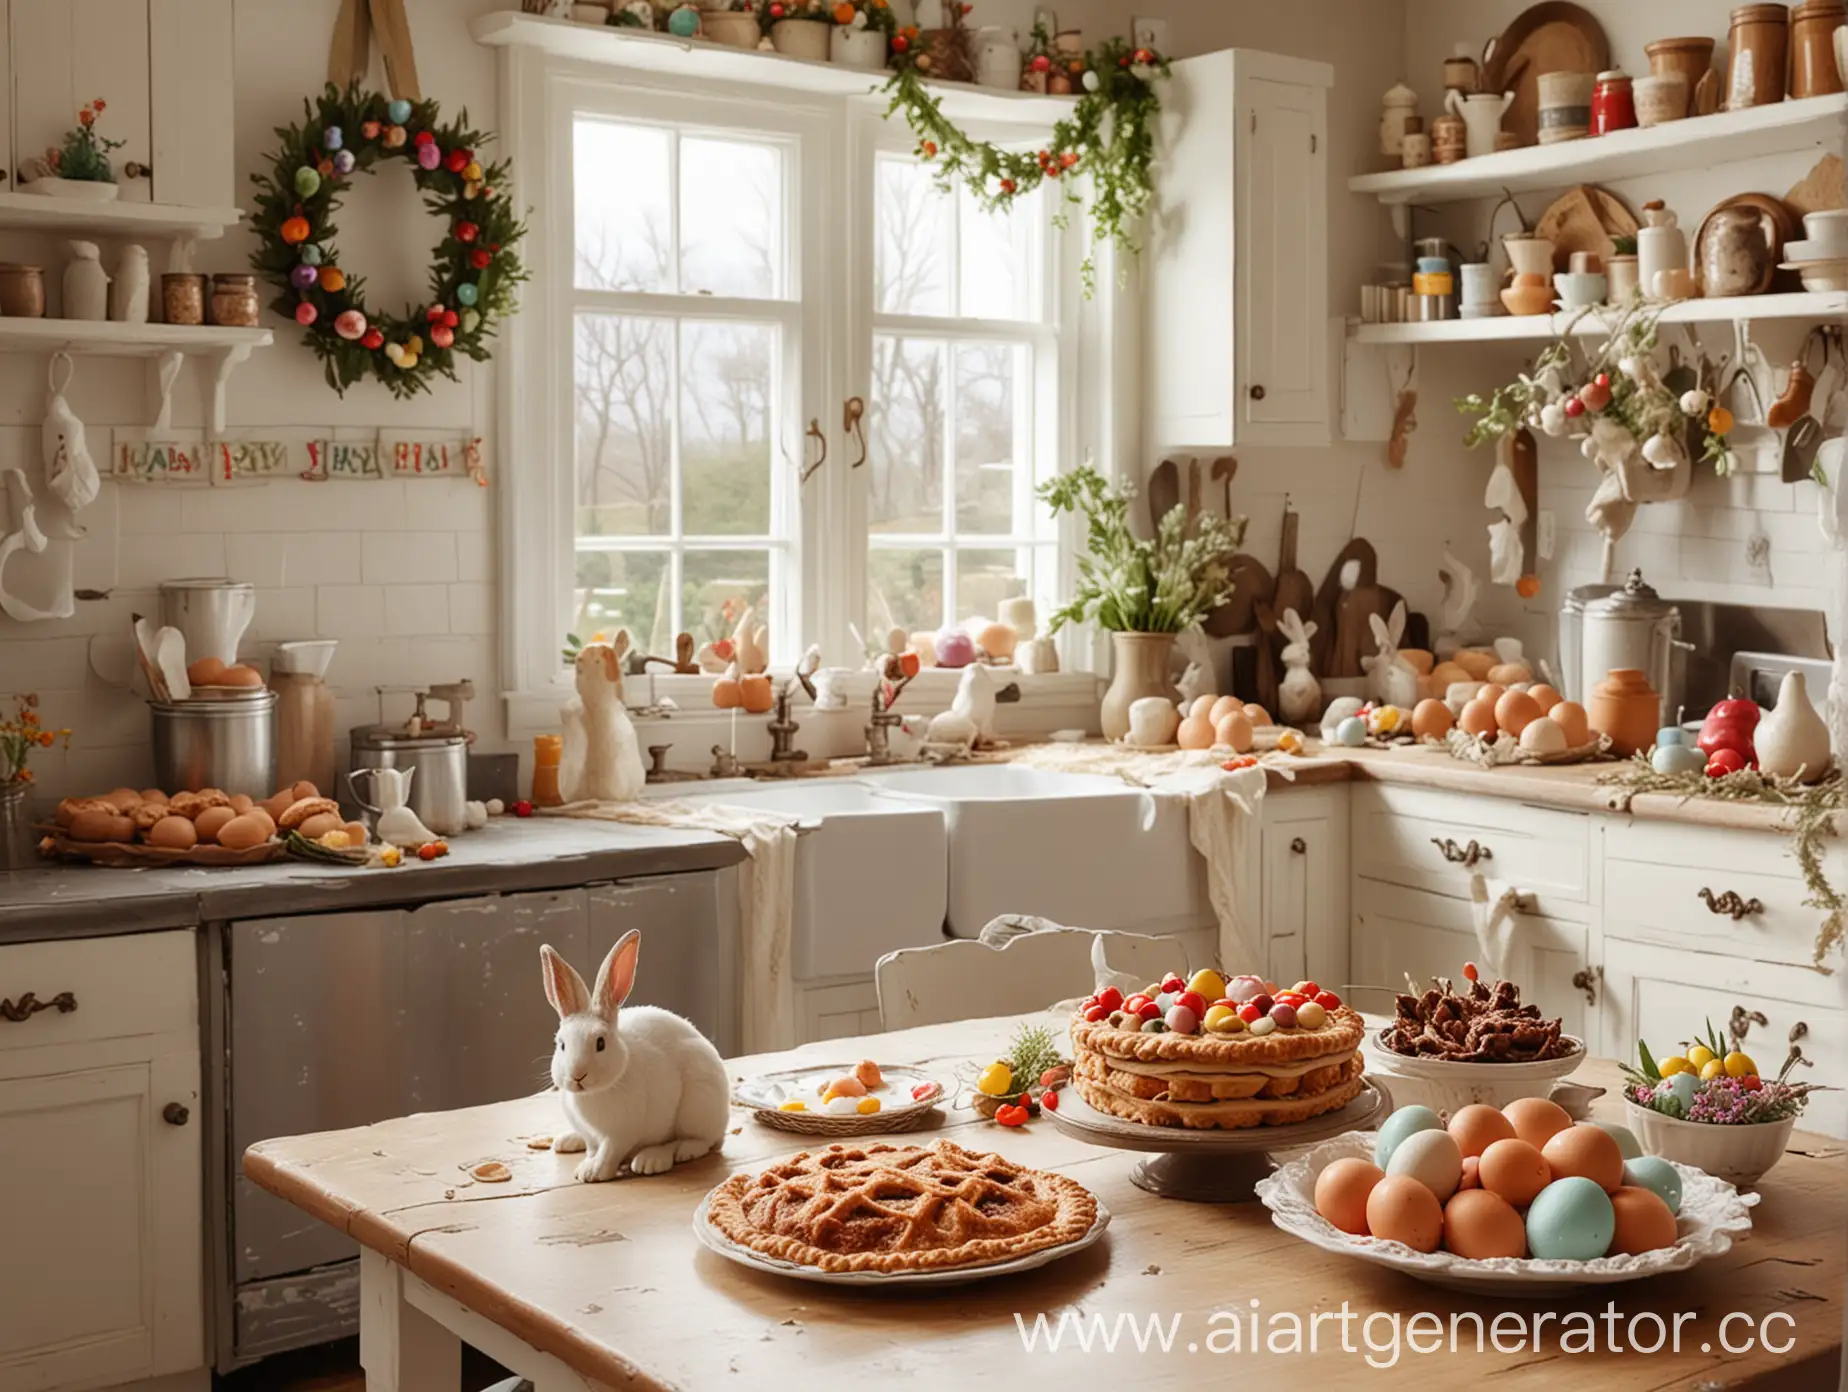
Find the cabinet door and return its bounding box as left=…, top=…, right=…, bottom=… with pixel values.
left=0, top=1050, right=201, bottom=1390
left=1236, top=73, right=1328, bottom=442
left=1263, top=791, right=1350, bottom=987
left=589, top=871, right=738, bottom=1055
left=148, top=0, right=232, bottom=207
left=0, top=1, right=11, bottom=195
left=10, top=0, right=152, bottom=203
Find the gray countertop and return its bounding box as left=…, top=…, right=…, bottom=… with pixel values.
left=0, top=818, right=747, bottom=943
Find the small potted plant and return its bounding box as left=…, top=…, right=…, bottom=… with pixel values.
left=24, top=100, right=124, bottom=202
left=827, top=0, right=893, bottom=70
left=758, top=0, right=831, bottom=61
left=1038, top=463, right=1246, bottom=741
left=1021, top=18, right=1055, bottom=91
left=699, top=0, right=760, bottom=47
left=2, top=694, right=71, bottom=868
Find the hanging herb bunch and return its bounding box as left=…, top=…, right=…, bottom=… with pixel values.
left=884, top=34, right=1170, bottom=293
left=250, top=84, right=527, bottom=399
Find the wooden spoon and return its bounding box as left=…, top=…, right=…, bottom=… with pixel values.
left=1310, top=538, right=1378, bottom=676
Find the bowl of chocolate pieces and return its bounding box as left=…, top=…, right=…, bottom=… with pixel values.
left=1365, top=963, right=1591, bottom=1116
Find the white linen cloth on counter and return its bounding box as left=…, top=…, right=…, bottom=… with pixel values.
left=1012, top=744, right=1282, bottom=971
left=542, top=799, right=799, bottom=1052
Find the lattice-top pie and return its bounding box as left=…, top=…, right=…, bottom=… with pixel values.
left=705, top=1139, right=1098, bottom=1273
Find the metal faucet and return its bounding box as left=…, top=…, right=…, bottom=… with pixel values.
left=864, top=657, right=917, bottom=766
left=765, top=663, right=818, bottom=766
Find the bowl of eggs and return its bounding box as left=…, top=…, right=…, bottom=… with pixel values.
left=1255, top=1097, right=1756, bottom=1294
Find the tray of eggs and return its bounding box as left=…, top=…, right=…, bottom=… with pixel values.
left=1254, top=1097, right=1756, bottom=1294
left=735, top=1059, right=946, bottom=1135
left=41, top=780, right=366, bottom=867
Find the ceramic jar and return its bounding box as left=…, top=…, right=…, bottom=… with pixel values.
left=770, top=18, right=830, bottom=62
left=1433, top=112, right=1468, bottom=163
left=1726, top=3, right=1791, bottom=110
left=1402, top=129, right=1433, bottom=168
left=1443, top=42, right=1480, bottom=95
left=1645, top=36, right=1716, bottom=116
left=1379, top=83, right=1419, bottom=164
left=1756, top=670, right=1834, bottom=780
left=1537, top=70, right=1595, bottom=143
left=1606, top=254, right=1642, bottom=301
left=111, top=244, right=150, bottom=322
left=0, top=264, right=46, bottom=318
left=1637, top=201, right=1689, bottom=300
left=1634, top=73, right=1690, bottom=126
left=162, top=273, right=206, bottom=326
left=1099, top=632, right=1179, bottom=742
left=972, top=26, right=1020, bottom=89
left=1700, top=206, right=1776, bottom=296
left=1503, top=234, right=1556, bottom=280
left=1590, top=69, right=1637, bottom=134
left=62, top=240, right=109, bottom=321
left=1588, top=668, right=1662, bottom=756
left=700, top=8, right=759, bottom=48
left=210, top=274, right=261, bottom=327
left=1789, top=0, right=1847, bottom=96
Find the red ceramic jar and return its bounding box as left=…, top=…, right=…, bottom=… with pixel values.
left=1590, top=69, right=1637, bottom=135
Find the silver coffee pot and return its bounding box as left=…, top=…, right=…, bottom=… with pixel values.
left=1561, top=569, right=1691, bottom=714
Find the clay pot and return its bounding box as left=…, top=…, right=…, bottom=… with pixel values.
left=1100, top=632, right=1179, bottom=742
left=1645, top=37, right=1715, bottom=116
left=1790, top=0, right=1846, bottom=97
left=1726, top=4, right=1791, bottom=111
left=1587, top=668, right=1663, bottom=756
left=0, top=264, right=46, bottom=318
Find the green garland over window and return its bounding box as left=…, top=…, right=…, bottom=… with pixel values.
left=882, top=36, right=1169, bottom=294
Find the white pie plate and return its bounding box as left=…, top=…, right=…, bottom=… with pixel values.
left=1255, top=1133, right=1757, bottom=1295
left=693, top=1189, right=1111, bottom=1287
left=733, top=1063, right=945, bottom=1135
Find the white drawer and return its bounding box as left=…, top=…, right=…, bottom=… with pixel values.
left=1353, top=784, right=1592, bottom=907
left=0, top=930, right=195, bottom=1054
left=1603, top=821, right=1844, bottom=970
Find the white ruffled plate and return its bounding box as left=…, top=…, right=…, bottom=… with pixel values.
left=734, top=1063, right=945, bottom=1135
left=1254, top=1134, right=1757, bottom=1295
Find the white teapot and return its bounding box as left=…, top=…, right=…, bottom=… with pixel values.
left=351, top=765, right=436, bottom=848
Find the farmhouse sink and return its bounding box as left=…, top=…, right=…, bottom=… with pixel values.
left=855, top=765, right=1210, bottom=939
left=677, top=781, right=947, bottom=980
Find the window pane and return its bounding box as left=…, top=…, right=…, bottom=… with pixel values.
left=874, top=156, right=952, bottom=316
left=682, top=550, right=769, bottom=648
left=868, top=548, right=945, bottom=634
left=959, top=186, right=1035, bottom=320
left=576, top=315, right=672, bottom=537
left=680, top=321, right=774, bottom=535
left=954, top=342, right=1021, bottom=536
left=575, top=120, right=672, bottom=292
left=574, top=549, right=671, bottom=656
left=680, top=136, right=783, bottom=299
left=869, top=335, right=946, bottom=534
left=956, top=547, right=1028, bottom=623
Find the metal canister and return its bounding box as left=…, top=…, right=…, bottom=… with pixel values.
left=347, top=725, right=470, bottom=835
left=150, top=692, right=277, bottom=797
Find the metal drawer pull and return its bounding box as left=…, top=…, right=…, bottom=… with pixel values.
left=1698, top=888, right=1764, bottom=920
left=1431, top=837, right=1492, bottom=867
left=163, top=1103, right=190, bottom=1126
left=1571, top=965, right=1602, bottom=1007
left=1729, top=1006, right=1769, bottom=1049
left=1, top=991, right=77, bottom=1023
left=1290, top=837, right=1306, bottom=854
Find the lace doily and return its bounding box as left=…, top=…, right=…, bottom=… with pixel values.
left=1255, top=1133, right=1757, bottom=1293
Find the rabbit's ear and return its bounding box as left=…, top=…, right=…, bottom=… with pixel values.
left=610, top=629, right=632, bottom=663
left=1389, top=601, right=1407, bottom=642
left=1369, top=613, right=1392, bottom=647
left=597, top=645, right=620, bottom=684
left=541, top=944, right=590, bottom=1019
left=592, top=929, right=641, bottom=1017
left=1303, top=618, right=1318, bottom=640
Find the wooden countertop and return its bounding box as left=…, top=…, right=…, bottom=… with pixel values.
left=244, top=1014, right=1846, bottom=1390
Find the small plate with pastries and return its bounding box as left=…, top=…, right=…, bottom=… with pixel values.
left=734, top=1059, right=946, bottom=1135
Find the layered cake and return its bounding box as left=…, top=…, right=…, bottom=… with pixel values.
left=1070, top=970, right=1367, bottom=1129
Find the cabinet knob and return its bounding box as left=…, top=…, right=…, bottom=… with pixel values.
left=124, top=161, right=152, bottom=180
left=1249, top=384, right=1267, bottom=401
left=1570, top=965, right=1602, bottom=1007
left=1290, top=837, right=1306, bottom=854
left=162, top=1102, right=190, bottom=1127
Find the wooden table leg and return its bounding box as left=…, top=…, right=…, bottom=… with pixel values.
left=359, top=1248, right=462, bottom=1392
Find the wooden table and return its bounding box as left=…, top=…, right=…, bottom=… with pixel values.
left=244, top=1015, right=1846, bottom=1390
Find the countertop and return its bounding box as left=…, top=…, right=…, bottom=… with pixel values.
left=0, top=818, right=747, bottom=943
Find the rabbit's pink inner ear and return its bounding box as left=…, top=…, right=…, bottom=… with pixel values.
left=593, top=930, right=641, bottom=1016
left=541, top=945, right=589, bottom=1018
left=610, top=629, right=631, bottom=663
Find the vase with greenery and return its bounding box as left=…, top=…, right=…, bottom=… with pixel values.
left=1038, top=463, right=1246, bottom=739
left=28, top=99, right=125, bottom=201
left=2, top=694, right=71, bottom=868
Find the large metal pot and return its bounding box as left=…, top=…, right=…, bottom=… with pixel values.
left=347, top=725, right=469, bottom=835
left=150, top=693, right=276, bottom=797
left=1564, top=569, right=1691, bottom=717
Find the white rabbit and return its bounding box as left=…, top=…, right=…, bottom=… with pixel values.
left=541, top=931, right=730, bottom=1181
left=1363, top=601, right=1421, bottom=709
left=1277, top=607, right=1322, bottom=726
left=926, top=664, right=1017, bottom=750
left=560, top=635, right=646, bottom=804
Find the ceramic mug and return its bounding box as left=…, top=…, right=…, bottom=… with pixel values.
left=1459, top=262, right=1499, bottom=306
left=1568, top=250, right=1604, bottom=274
left=1634, top=72, right=1690, bottom=126
left=1554, top=271, right=1608, bottom=308
left=1804, top=208, right=1848, bottom=256
left=1537, top=70, right=1596, bottom=143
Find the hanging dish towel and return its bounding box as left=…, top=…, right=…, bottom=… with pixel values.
left=1467, top=870, right=1522, bottom=981
left=543, top=799, right=799, bottom=1052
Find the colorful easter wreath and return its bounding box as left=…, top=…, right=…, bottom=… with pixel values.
left=250, top=84, right=526, bottom=398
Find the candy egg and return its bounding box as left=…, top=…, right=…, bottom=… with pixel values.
left=1503, top=1096, right=1574, bottom=1150
left=1268, top=1002, right=1297, bottom=1028
left=1202, top=1004, right=1236, bottom=1032
left=1374, top=1104, right=1444, bottom=1169
left=387, top=98, right=414, bottom=124
left=1165, top=1004, right=1199, bottom=1035
left=1592, top=1121, right=1644, bottom=1162
left=1542, top=1123, right=1625, bottom=1193
left=1448, top=1104, right=1517, bottom=1159
left=1247, top=1016, right=1276, bottom=1036
left=1188, top=969, right=1226, bottom=999
left=1494, top=689, right=1542, bottom=737
left=417, top=141, right=442, bottom=171
left=1206, top=1010, right=1246, bottom=1035
left=1608, top=1185, right=1678, bottom=1255
left=1314, top=1158, right=1384, bottom=1235
left=1366, top=1175, right=1444, bottom=1252
left=1335, top=716, right=1367, bottom=747
left=1370, top=704, right=1404, bottom=735
left=1442, top=1189, right=1528, bottom=1259
left=1519, top=715, right=1568, bottom=754
left=456, top=282, right=480, bottom=307
left=1386, top=1127, right=1463, bottom=1202
left=294, top=165, right=321, bottom=197
left=1525, top=1175, right=1616, bottom=1261
left=1478, top=1138, right=1551, bottom=1206
left=291, top=263, right=320, bottom=289
left=1294, top=1000, right=1327, bottom=1029
left=323, top=125, right=344, bottom=151
left=1621, top=1156, right=1683, bottom=1215
left=1549, top=701, right=1591, bottom=746
left=1411, top=698, right=1455, bottom=740
left=295, top=302, right=318, bottom=326
left=1459, top=698, right=1498, bottom=737
left=335, top=309, right=368, bottom=341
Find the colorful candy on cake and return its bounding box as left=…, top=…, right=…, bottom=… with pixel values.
left=1069, top=970, right=1367, bottom=1129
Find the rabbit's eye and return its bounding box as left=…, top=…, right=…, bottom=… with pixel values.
left=596, top=1035, right=606, bottom=1052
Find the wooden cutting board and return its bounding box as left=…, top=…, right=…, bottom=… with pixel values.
left=1787, top=155, right=1846, bottom=218
left=1309, top=538, right=1377, bottom=677
left=1207, top=555, right=1274, bottom=638
left=1482, top=2, right=1609, bottom=150
left=1535, top=185, right=1637, bottom=274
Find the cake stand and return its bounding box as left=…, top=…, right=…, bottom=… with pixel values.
left=1049, top=1078, right=1393, bottom=1202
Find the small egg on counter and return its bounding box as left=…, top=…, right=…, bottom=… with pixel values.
left=1373, top=1104, right=1444, bottom=1169
left=1542, top=1123, right=1625, bottom=1192
left=1621, top=1156, right=1683, bottom=1215
left=1365, top=1175, right=1444, bottom=1252
left=1494, top=689, right=1542, bottom=737
left=1209, top=695, right=1244, bottom=726
left=1503, top=1096, right=1574, bottom=1150
left=1447, top=1103, right=1517, bottom=1159
left=1549, top=701, right=1591, bottom=746
left=1458, top=698, right=1499, bottom=738
left=1189, top=695, right=1217, bottom=720
left=1607, top=1185, right=1679, bottom=1255
left=1335, top=716, right=1368, bottom=747
left=1525, top=1175, right=1616, bottom=1261
left=1478, top=1138, right=1551, bottom=1207
left=1320, top=697, right=1366, bottom=738
left=147, top=814, right=199, bottom=850
left=1243, top=703, right=1272, bottom=726
left=217, top=814, right=272, bottom=851
left=1411, top=698, right=1454, bottom=740
left=194, top=806, right=238, bottom=843
left=1177, top=714, right=1216, bottom=750
left=1526, top=683, right=1563, bottom=712
left=1313, top=1157, right=1384, bottom=1235
left=1386, top=1127, right=1463, bottom=1202
left=1442, top=1188, right=1528, bottom=1260
left=1215, top=708, right=1255, bottom=752
left=1591, top=1120, right=1644, bottom=1160
left=1518, top=715, right=1568, bottom=754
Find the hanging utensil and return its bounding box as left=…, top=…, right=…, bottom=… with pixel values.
left=1186, top=458, right=1203, bottom=533
left=1786, top=415, right=1826, bottom=484
left=1148, top=457, right=1182, bottom=532
left=1203, top=456, right=1271, bottom=640
left=1212, top=455, right=1238, bottom=516
left=1779, top=329, right=1826, bottom=482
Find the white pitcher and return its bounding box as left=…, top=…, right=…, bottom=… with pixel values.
left=1445, top=89, right=1514, bottom=159
left=350, top=765, right=436, bottom=848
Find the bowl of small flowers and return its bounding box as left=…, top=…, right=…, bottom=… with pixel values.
left=1621, top=1022, right=1821, bottom=1187
left=24, top=100, right=124, bottom=202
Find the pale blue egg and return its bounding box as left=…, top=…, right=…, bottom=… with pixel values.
left=1667, top=1071, right=1701, bottom=1113
left=1588, top=1120, right=1643, bottom=1160
left=1623, top=1156, right=1683, bottom=1216
left=667, top=5, right=701, bottom=36
left=1374, top=1104, right=1444, bottom=1169
left=387, top=98, right=413, bottom=125
left=1525, top=1175, right=1615, bottom=1260
left=299, top=244, right=323, bottom=266
left=455, top=282, right=479, bottom=307
left=1336, top=716, right=1368, bottom=747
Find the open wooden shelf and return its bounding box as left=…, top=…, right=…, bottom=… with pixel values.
left=0, top=191, right=243, bottom=240
left=0, top=318, right=272, bottom=357
left=1349, top=291, right=1848, bottom=346
left=1350, top=94, right=1848, bottom=206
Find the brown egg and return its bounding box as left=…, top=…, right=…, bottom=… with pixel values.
left=215, top=813, right=272, bottom=851
left=218, top=664, right=265, bottom=689
left=1443, top=1189, right=1528, bottom=1259
left=740, top=674, right=774, bottom=713
left=1209, top=695, right=1244, bottom=727
left=1176, top=714, right=1216, bottom=750
left=1454, top=649, right=1498, bottom=679
left=1365, top=1174, right=1444, bottom=1252
left=1474, top=682, right=1506, bottom=707
left=1411, top=698, right=1455, bottom=740
left=1314, top=1157, right=1385, bottom=1235
left=187, top=657, right=227, bottom=686
left=1189, top=695, right=1217, bottom=720
left=1459, top=698, right=1499, bottom=737
left=1448, top=1103, right=1518, bottom=1159
left=193, top=806, right=238, bottom=843
left=291, top=781, right=321, bottom=801
left=260, top=790, right=297, bottom=822
left=298, top=811, right=345, bottom=840
left=1608, top=1186, right=1679, bottom=1255
left=1503, top=1096, right=1574, bottom=1150
left=1429, top=660, right=1470, bottom=691
left=146, top=815, right=199, bottom=850
left=1243, top=704, right=1272, bottom=726
left=1478, top=1138, right=1552, bottom=1207
left=247, top=808, right=278, bottom=838
left=341, top=820, right=369, bottom=846
left=1549, top=701, right=1591, bottom=746
left=68, top=809, right=134, bottom=843
left=1215, top=709, right=1254, bottom=753
left=976, top=622, right=1017, bottom=660
left=1398, top=648, right=1435, bottom=676
left=1458, top=1156, right=1482, bottom=1190
left=712, top=679, right=743, bottom=709
left=138, top=788, right=169, bottom=806
left=1494, top=689, right=1543, bottom=737
left=1527, top=684, right=1563, bottom=713
left=229, top=793, right=254, bottom=815
left=1542, top=1123, right=1626, bottom=1193
left=104, top=787, right=142, bottom=813
left=1488, top=662, right=1534, bottom=687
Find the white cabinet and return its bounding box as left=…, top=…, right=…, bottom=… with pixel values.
left=1147, top=48, right=1333, bottom=449
left=1261, top=787, right=1349, bottom=988
left=0, top=930, right=202, bottom=1391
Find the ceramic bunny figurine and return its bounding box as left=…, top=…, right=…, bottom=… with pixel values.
left=926, top=664, right=1019, bottom=750
left=541, top=931, right=730, bottom=1181
left=1277, top=607, right=1321, bottom=726
left=1363, top=601, right=1420, bottom=709
left=561, top=634, right=646, bottom=804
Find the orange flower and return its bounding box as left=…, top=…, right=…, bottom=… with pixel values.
left=21, top=709, right=37, bottom=725
left=16, top=769, right=31, bottom=783
left=92, top=98, right=106, bottom=111
left=832, top=1, right=854, bottom=21
left=38, top=731, right=54, bottom=747
left=79, top=108, right=95, bottom=127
